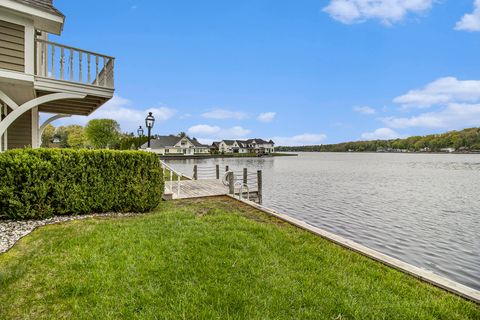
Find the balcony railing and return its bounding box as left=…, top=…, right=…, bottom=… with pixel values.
left=35, top=39, right=115, bottom=89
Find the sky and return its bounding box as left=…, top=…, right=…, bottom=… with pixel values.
left=48, top=0, right=480, bottom=146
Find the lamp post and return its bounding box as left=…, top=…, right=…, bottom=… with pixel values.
left=137, top=126, right=144, bottom=149
left=145, top=112, right=155, bottom=149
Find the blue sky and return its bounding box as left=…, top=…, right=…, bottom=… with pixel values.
left=50, top=0, right=480, bottom=145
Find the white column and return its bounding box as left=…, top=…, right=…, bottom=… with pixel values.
left=0, top=104, right=7, bottom=152
left=24, top=24, right=35, bottom=75
left=31, top=107, right=39, bottom=148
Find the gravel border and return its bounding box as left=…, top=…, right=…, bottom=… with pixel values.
left=0, top=212, right=140, bottom=254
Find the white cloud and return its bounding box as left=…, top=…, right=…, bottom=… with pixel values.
left=353, top=106, right=376, bottom=115
left=271, top=133, right=327, bottom=146
left=361, top=127, right=402, bottom=140
left=42, top=95, right=176, bottom=133
left=187, top=124, right=221, bottom=136
left=393, top=77, right=480, bottom=108
left=323, top=0, right=434, bottom=25
left=382, top=103, right=480, bottom=129
left=223, top=126, right=251, bottom=137
left=257, top=112, right=276, bottom=122
left=201, top=108, right=248, bottom=120
left=455, top=0, right=480, bottom=32
left=187, top=124, right=251, bottom=140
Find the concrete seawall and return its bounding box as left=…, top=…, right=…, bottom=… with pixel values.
left=227, top=195, right=480, bottom=304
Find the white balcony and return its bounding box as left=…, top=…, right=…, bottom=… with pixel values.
left=34, top=39, right=115, bottom=115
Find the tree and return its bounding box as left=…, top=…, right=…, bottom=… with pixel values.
left=178, top=132, right=187, bottom=138
left=41, top=124, right=55, bottom=147
left=85, top=119, right=120, bottom=149
left=66, top=125, right=87, bottom=148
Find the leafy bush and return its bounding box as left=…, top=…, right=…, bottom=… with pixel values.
left=0, top=149, right=164, bottom=219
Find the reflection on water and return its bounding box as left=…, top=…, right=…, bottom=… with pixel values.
left=166, top=153, right=480, bottom=290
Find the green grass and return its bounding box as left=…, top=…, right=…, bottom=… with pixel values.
left=0, top=197, right=478, bottom=319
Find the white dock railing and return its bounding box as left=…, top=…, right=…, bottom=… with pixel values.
left=160, top=160, right=185, bottom=197
left=35, top=39, right=115, bottom=88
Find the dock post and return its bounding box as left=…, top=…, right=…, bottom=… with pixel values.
left=225, top=165, right=229, bottom=172
left=257, top=170, right=263, bottom=204
left=243, top=168, right=247, bottom=185
left=228, top=172, right=234, bottom=194
left=216, top=165, right=220, bottom=179
left=193, top=165, right=198, bottom=180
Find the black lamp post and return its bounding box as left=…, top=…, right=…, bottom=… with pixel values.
left=137, top=126, right=144, bottom=149
left=145, top=112, right=155, bottom=148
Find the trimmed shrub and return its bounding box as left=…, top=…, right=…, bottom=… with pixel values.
left=0, top=149, right=164, bottom=220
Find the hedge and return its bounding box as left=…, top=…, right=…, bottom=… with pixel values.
left=0, top=149, right=164, bottom=220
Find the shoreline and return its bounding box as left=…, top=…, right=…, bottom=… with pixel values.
left=227, top=195, right=480, bottom=304
left=159, top=153, right=297, bottom=160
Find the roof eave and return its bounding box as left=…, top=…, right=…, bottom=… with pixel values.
left=2, top=0, right=65, bottom=34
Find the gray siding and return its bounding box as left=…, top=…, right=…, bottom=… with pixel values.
left=7, top=111, right=32, bottom=149
left=0, top=20, right=25, bottom=73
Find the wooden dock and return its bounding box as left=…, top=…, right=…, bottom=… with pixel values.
left=164, top=179, right=259, bottom=202
left=161, top=162, right=263, bottom=203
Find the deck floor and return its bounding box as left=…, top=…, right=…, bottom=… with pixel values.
left=167, top=179, right=257, bottom=200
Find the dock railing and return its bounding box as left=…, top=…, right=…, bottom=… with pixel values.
left=160, top=160, right=185, bottom=197
left=193, top=164, right=263, bottom=204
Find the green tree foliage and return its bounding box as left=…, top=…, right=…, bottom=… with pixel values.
left=118, top=132, right=149, bottom=150
left=40, top=124, right=55, bottom=147
left=0, top=149, right=164, bottom=219
left=85, top=119, right=120, bottom=149
left=276, top=128, right=480, bottom=153
left=66, top=125, right=87, bottom=148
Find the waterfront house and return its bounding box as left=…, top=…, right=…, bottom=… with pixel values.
left=440, top=147, right=456, bottom=153
left=0, top=0, right=115, bottom=151
left=244, top=138, right=275, bottom=154
left=218, top=140, right=248, bottom=154
left=216, top=139, right=275, bottom=154
left=141, top=135, right=209, bottom=155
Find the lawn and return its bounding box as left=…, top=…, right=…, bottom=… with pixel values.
left=0, top=197, right=478, bottom=319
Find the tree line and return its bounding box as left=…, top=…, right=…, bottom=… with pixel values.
left=41, top=119, right=150, bottom=150
left=276, top=128, right=480, bottom=153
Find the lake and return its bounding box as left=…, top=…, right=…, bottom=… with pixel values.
left=165, top=153, right=480, bottom=291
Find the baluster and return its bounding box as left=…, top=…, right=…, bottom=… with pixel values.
left=51, top=46, right=55, bottom=78
left=42, top=42, right=47, bottom=77
left=69, top=49, right=74, bottom=81
left=60, top=47, right=65, bottom=80
left=103, top=57, right=107, bottom=87
left=95, top=56, right=99, bottom=86
left=109, top=58, right=115, bottom=88
left=79, top=53, right=83, bottom=83
left=87, top=54, right=91, bottom=83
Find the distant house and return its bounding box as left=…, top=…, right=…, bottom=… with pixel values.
left=440, top=147, right=456, bottom=153
left=141, top=135, right=209, bottom=155
left=216, top=139, right=275, bottom=154
left=210, top=141, right=221, bottom=153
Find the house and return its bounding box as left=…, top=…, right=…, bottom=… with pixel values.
left=0, top=0, right=115, bottom=152
left=216, top=139, right=275, bottom=154
left=244, top=138, right=275, bottom=154
left=440, top=147, right=456, bottom=153
left=141, top=135, right=209, bottom=155
left=218, top=140, right=249, bottom=154
left=210, top=141, right=221, bottom=153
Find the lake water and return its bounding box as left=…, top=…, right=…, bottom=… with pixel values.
left=165, top=153, right=480, bottom=291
